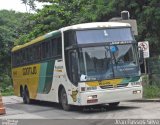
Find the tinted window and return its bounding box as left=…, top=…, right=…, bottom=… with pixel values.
left=76, top=28, right=133, bottom=44
left=51, top=37, right=62, bottom=57
left=12, top=36, right=62, bottom=67
left=64, top=31, right=76, bottom=48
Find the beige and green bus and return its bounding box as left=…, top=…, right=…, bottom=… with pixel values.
left=12, top=22, right=142, bottom=110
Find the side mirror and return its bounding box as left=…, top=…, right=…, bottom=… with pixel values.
left=138, top=47, right=144, bottom=64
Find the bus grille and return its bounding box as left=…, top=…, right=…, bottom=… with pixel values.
left=100, top=83, right=129, bottom=89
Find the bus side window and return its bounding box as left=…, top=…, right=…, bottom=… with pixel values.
left=46, top=41, right=51, bottom=58
left=14, top=52, right=17, bottom=66
left=22, top=50, right=25, bottom=64
left=17, top=52, right=21, bottom=66
left=37, top=44, right=41, bottom=61
left=32, top=46, right=36, bottom=62
left=29, top=47, right=33, bottom=62
left=25, top=48, right=29, bottom=63
left=51, top=37, right=62, bottom=58
left=57, top=37, right=62, bottom=57
left=52, top=38, right=57, bottom=57
left=24, top=49, right=27, bottom=64
left=42, top=42, right=46, bottom=59
left=70, top=51, right=79, bottom=85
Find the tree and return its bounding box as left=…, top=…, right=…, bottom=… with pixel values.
left=0, top=10, right=32, bottom=89
left=18, top=0, right=160, bottom=55
left=21, top=0, right=36, bottom=12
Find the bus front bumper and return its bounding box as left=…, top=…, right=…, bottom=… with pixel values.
left=78, top=87, right=142, bottom=106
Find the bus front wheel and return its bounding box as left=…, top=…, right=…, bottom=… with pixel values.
left=60, top=88, right=71, bottom=111
left=23, top=88, right=30, bottom=104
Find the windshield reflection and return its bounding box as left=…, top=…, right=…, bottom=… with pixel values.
left=78, top=44, right=140, bottom=82
left=111, top=44, right=139, bottom=78
left=76, top=28, right=133, bottom=44
left=79, top=46, right=113, bottom=81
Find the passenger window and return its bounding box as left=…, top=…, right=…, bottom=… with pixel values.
left=69, top=51, right=79, bottom=85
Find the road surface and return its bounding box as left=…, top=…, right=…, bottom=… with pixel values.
left=0, top=96, right=160, bottom=119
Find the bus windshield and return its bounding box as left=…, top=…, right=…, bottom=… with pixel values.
left=111, top=44, right=140, bottom=78
left=78, top=44, right=140, bottom=82
left=76, top=28, right=133, bottom=44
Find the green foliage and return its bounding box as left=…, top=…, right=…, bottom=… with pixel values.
left=0, top=10, right=32, bottom=94
left=1, top=0, right=160, bottom=96
left=142, top=75, right=160, bottom=98
left=17, top=0, right=160, bottom=54
left=0, top=74, right=13, bottom=96
left=1, top=86, right=14, bottom=96
left=143, top=85, right=160, bottom=98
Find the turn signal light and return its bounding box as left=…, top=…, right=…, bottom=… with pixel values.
left=81, top=87, right=85, bottom=91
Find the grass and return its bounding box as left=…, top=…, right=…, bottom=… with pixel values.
left=1, top=86, right=14, bottom=96
left=142, top=75, right=160, bottom=99
left=143, top=85, right=160, bottom=99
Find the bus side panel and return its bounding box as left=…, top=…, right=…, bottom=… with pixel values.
left=35, top=60, right=66, bottom=102
left=12, top=64, right=41, bottom=99
left=38, top=59, right=55, bottom=94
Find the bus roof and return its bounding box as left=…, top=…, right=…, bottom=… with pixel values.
left=12, top=22, right=130, bottom=52
left=61, top=22, right=131, bottom=31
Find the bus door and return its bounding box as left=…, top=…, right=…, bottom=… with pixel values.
left=67, top=50, right=79, bottom=103
left=68, top=50, right=79, bottom=87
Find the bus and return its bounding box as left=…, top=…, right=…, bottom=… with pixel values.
left=11, top=22, right=143, bottom=111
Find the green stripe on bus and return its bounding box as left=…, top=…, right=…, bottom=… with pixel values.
left=43, top=60, right=55, bottom=93
left=122, top=76, right=140, bottom=84
left=38, top=60, right=55, bottom=94
left=38, top=63, right=48, bottom=93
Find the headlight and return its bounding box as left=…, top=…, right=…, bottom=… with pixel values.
left=81, top=86, right=97, bottom=92
left=87, top=86, right=97, bottom=91
left=131, top=82, right=141, bottom=86
left=87, top=95, right=97, bottom=99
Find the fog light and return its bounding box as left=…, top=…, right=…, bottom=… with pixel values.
left=131, top=82, right=142, bottom=86
left=133, top=90, right=141, bottom=94
left=87, top=86, right=97, bottom=90
left=88, top=96, right=93, bottom=100
left=137, top=90, right=141, bottom=94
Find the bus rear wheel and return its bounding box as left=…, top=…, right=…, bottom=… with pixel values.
left=60, top=88, right=71, bottom=111
left=23, top=88, right=30, bottom=104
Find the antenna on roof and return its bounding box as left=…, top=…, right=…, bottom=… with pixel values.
left=121, top=11, right=130, bottom=20
left=109, top=11, right=138, bottom=35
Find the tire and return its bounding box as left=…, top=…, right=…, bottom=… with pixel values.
left=60, top=88, right=71, bottom=111
left=23, top=88, right=30, bottom=104
left=20, top=86, right=23, bottom=97
left=109, top=102, right=120, bottom=107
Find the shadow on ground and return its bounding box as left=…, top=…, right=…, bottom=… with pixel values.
left=5, top=100, right=139, bottom=114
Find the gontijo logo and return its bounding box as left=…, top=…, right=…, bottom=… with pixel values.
left=22, top=66, right=37, bottom=75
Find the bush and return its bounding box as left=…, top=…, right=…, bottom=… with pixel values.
left=0, top=74, right=13, bottom=96
left=142, top=75, right=160, bottom=99
left=1, top=86, right=14, bottom=96
left=143, top=85, right=160, bottom=99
